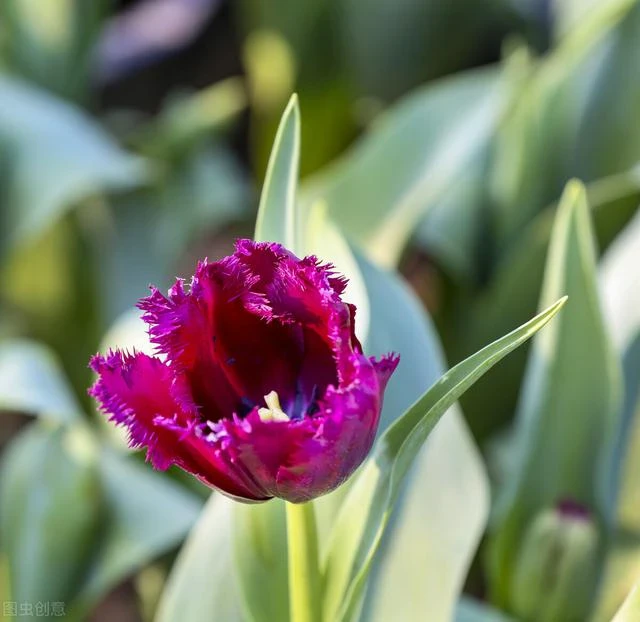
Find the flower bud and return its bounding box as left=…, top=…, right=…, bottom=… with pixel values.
left=511, top=501, right=599, bottom=622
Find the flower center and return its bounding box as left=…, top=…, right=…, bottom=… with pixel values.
left=257, top=391, right=290, bottom=422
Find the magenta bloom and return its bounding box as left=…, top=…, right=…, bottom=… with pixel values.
left=89, top=240, right=398, bottom=503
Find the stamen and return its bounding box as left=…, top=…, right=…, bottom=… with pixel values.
left=258, top=390, right=290, bottom=422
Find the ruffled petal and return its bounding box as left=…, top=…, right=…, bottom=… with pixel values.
left=208, top=354, right=396, bottom=503
left=89, top=350, right=270, bottom=501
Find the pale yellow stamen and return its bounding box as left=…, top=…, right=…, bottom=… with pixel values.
left=257, top=390, right=290, bottom=422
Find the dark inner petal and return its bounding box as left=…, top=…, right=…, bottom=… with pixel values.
left=208, top=297, right=339, bottom=421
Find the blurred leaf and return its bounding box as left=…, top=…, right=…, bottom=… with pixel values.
left=0, top=423, right=102, bottom=618
left=99, top=307, right=153, bottom=357
left=322, top=297, right=566, bottom=622
left=413, top=146, right=490, bottom=282
left=592, top=383, right=640, bottom=621
left=0, top=0, right=109, bottom=101
left=98, top=144, right=248, bottom=322
left=487, top=182, right=622, bottom=610
left=339, top=0, right=510, bottom=100
left=611, top=584, right=640, bottom=622
left=255, top=94, right=300, bottom=251
left=491, top=0, right=639, bottom=247
left=302, top=66, right=505, bottom=268
left=134, top=78, right=247, bottom=158
left=0, top=75, right=146, bottom=256
left=233, top=501, right=289, bottom=622
left=455, top=597, right=515, bottom=622
left=0, top=339, right=83, bottom=422
left=600, top=208, right=640, bottom=353
left=74, top=449, right=203, bottom=616
left=591, top=210, right=640, bottom=620
left=154, top=494, right=244, bottom=622
left=446, top=167, right=639, bottom=440
left=574, top=3, right=640, bottom=179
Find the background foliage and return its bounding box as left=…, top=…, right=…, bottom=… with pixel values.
left=0, top=1, right=639, bottom=621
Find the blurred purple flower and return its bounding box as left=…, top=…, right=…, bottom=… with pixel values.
left=96, top=0, right=221, bottom=83
left=89, top=240, right=398, bottom=503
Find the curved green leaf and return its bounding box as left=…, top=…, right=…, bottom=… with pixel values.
left=322, top=296, right=567, bottom=622
left=254, top=94, right=300, bottom=251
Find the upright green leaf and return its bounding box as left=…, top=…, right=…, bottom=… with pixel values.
left=154, top=495, right=244, bottom=622
left=0, top=339, right=82, bottom=422
left=254, top=94, right=300, bottom=251
left=322, top=297, right=567, bottom=622
left=487, top=182, right=622, bottom=611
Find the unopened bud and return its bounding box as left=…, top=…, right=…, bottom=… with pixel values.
left=511, top=501, right=599, bottom=622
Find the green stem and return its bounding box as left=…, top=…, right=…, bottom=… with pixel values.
left=286, top=501, right=322, bottom=622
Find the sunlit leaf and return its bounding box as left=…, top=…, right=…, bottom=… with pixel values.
left=254, top=94, right=300, bottom=252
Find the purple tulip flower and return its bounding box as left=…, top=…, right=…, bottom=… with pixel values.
left=89, top=240, right=398, bottom=503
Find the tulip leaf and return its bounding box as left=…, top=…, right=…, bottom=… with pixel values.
left=154, top=495, right=244, bottom=622
left=447, top=165, right=640, bottom=441
left=611, top=584, right=640, bottom=622
left=0, top=75, right=146, bottom=257
left=308, top=240, right=489, bottom=622
left=302, top=66, right=504, bottom=269
left=74, top=449, right=203, bottom=616
left=322, top=296, right=567, bottom=622
left=255, top=94, right=300, bottom=252
left=0, top=0, right=108, bottom=101
left=574, top=2, right=640, bottom=180
left=134, top=77, right=247, bottom=158
left=0, top=339, right=83, bottom=422
left=0, top=423, right=102, bottom=613
left=487, top=182, right=622, bottom=610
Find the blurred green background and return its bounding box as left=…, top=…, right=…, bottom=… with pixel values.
left=1, top=0, right=640, bottom=621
